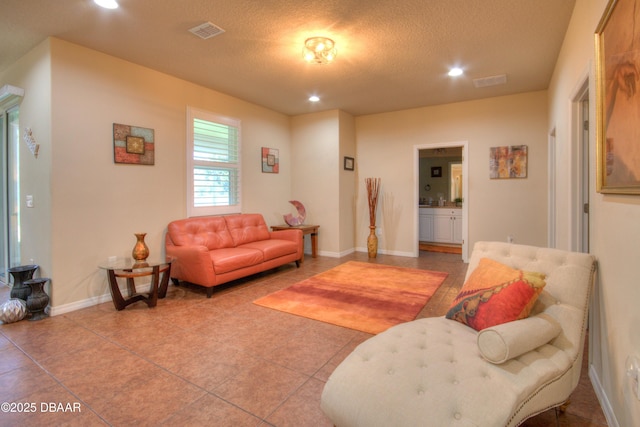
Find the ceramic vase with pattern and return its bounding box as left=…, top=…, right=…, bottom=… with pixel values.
left=132, top=233, right=149, bottom=261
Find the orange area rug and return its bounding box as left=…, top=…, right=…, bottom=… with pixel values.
left=254, top=261, right=448, bottom=334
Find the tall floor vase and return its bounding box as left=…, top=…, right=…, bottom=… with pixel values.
left=8, top=264, right=39, bottom=301
left=367, top=226, right=378, bottom=258
left=25, top=278, right=50, bottom=321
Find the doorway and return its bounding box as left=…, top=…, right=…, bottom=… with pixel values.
left=0, top=105, right=21, bottom=283
left=414, top=141, right=469, bottom=262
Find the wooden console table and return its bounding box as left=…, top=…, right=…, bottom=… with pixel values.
left=98, top=257, right=173, bottom=310
left=271, top=224, right=319, bottom=263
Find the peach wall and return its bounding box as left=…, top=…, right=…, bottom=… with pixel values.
left=338, top=110, right=356, bottom=254
left=0, top=40, right=53, bottom=290
left=549, top=0, right=640, bottom=425
left=18, top=38, right=292, bottom=310
left=291, top=110, right=341, bottom=255
left=354, top=91, right=549, bottom=256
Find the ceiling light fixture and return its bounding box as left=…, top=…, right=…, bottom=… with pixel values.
left=309, top=95, right=320, bottom=102
left=303, top=37, right=337, bottom=64
left=94, top=0, right=119, bottom=9
left=448, top=67, right=463, bottom=77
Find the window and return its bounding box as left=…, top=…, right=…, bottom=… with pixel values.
left=187, top=107, right=241, bottom=217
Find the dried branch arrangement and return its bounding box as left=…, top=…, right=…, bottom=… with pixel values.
left=366, top=178, right=381, bottom=227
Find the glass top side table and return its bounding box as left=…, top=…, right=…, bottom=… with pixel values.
left=98, top=257, right=173, bottom=311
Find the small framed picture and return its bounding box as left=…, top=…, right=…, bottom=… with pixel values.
left=261, top=147, right=279, bottom=173
left=344, top=156, right=354, bottom=171
left=431, top=166, right=442, bottom=177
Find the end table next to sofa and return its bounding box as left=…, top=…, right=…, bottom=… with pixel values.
left=270, top=224, right=319, bottom=263
left=98, top=257, right=173, bottom=310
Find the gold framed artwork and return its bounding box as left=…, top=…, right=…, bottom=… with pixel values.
left=261, top=147, right=279, bottom=173
left=489, top=145, right=527, bottom=179
left=596, top=0, right=640, bottom=194
left=113, top=123, right=154, bottom=165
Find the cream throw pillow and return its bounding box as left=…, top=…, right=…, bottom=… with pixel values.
left=477, top=314, right=561, bottom=364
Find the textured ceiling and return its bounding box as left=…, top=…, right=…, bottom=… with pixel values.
left=0, top=0, right=576, bottom=116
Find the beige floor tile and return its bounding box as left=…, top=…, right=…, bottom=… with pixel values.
left=266, top=377, right=334, bottom=427
left=213, top=359, right=309, bottom=419
left=161, top=393, right=261, bottom=426
left=0, top=251, right=608, bottom=426
left=0, top=364, right=61, bottom=402
left=0, top=383, right=106, bottom=426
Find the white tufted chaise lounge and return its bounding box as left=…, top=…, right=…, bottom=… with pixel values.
left=321, top=241, right=597, bottom=427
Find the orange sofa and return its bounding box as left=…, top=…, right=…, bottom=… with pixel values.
left=165, top=213, right=303, bottom=297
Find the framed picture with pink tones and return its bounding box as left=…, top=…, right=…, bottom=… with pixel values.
left=489, top=145, right=527, bottom=179
left=596, top=0, right=640, bottom=194
left=113, top=123, right=155, bottom=165
left=261, top=147, right=279, bottom=173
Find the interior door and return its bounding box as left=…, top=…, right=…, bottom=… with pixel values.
left=581, top=97, right=589, bottom=253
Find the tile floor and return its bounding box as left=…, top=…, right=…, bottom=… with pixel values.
left=0, top=251, right=608, bottom=426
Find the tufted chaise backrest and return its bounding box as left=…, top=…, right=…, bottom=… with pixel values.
left=468, top=241, right=596, bottom=375
left=167, top=216, right=235, bottom=250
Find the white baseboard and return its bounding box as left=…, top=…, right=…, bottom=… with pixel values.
left=355, top=246, right=416, bottom=258
left=316, top=250, right=341, bottom=258
left=589, top=363, right=619, bottom=427
left=49, top=247, right=415, bottom=316
left=49, top=283, right=152, bottom=316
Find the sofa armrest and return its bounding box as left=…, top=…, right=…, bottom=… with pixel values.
left=269, top=229, right=303, bottom=243
left=165, top=244, right=216, bottom=287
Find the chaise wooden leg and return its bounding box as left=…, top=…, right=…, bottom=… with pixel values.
left=206, top=287, right=214, bottom=298
left=171, top=278, right=180, bottom=286
left=295, top=260, right=300, bottom=268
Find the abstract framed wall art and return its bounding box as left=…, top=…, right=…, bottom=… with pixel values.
left=262, top=147, right=279, bottom=173
left=489, top=145, right=527, bottom=179
left=595, top=0, right=640, bottom=194
left=113, top=123, right=155, bottom=165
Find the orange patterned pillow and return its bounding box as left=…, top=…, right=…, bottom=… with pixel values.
left=446, top=258, right=546, bottom=331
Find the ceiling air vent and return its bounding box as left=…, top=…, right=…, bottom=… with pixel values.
left=473, top=74, right=507, bottom=88
left=189, top=22, right=225, bottom=39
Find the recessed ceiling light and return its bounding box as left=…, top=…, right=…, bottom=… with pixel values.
left=448, top=67, right=463, bottom=77
left=94, top=0, right=119, bottom=9
left=309, top=95, right=320, bottom=102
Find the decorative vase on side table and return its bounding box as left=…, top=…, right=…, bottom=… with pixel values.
left=132, top=233, right=150, bottom=262
left=8, top=264, right=39, bottom=301
left=24, top=278, right=50, bottom=321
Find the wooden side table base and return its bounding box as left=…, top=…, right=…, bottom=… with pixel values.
left=101, top=259, right=172, bottom=311
left=271, top=224, right=320, bottom=263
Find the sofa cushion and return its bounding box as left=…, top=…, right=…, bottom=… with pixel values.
left=239, top=239, right=299, bottom=261
left=445, top=258, right=546, bottom=330
left=168, top=216, right=234, bottom=250
left=209, top=248, right=264, bottom=274
left=225, top=214, right=270, bottom=246
left=477, top=314, right=562, bottom=364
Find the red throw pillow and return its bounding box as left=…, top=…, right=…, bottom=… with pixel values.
left=446, top=258, right=546, bottom=331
